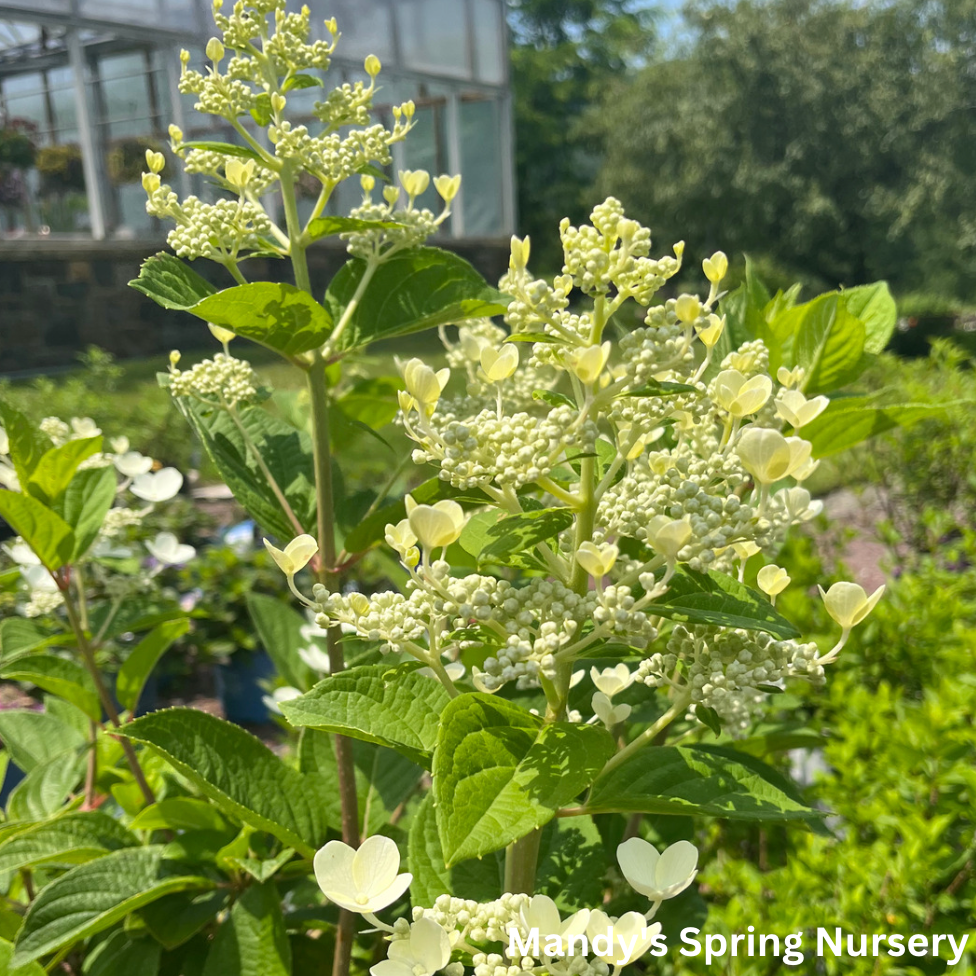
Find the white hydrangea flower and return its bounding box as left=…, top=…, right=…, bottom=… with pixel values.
left=115, top=452, right=154, bottom=478
left=314, top=835, right=413, bottom=914
left=145, top=532, right=196, bottom=566
left=617, top=838, right=699, bottom=902
left=131, top=467, right=184, bottom=502
left=372, top=918, right=451, bottom=976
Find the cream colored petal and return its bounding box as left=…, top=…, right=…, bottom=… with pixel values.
left=352, top=834, right=402, bottom=895
left=617, top=836, right=660, bottom=896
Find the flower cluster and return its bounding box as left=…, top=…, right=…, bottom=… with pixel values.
left=0, top=417, right=192, bottom=617
left=312, top=834, right=700, bottom=976
left=289, top=198, right=882, bottom=737
left=168, top=351, right=258, bottom=407
left=141, top=1, right=462, bottom=275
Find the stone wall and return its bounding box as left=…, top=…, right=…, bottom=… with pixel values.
left=0, top=238, right=509, bottom=374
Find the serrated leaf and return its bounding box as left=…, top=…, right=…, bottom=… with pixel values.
left=0, top=400, right=49, bottom=486
left=0, top=812, right=137, bottom=876
left=116, top=619, right=191, bottom=714
left=535, top=818, right=609, bottom=913
left=118, top=709, right=332, bottom=856
left=189, top=283, right=333, bottom=358
left=802, top=398, right=958, bottom=458
left=0, top=491, right=75, bottom=571
left=26, top=437, right=102, bottom=504
left=128, top=253, right=217, bottom=311
left=532, top=390, right=576, bottom=409
left=326, top=247, right=509, bottom=352
left=652, top=569, right=799, bottom=638
left=282, top=73, right=323, bottom=91
left=480, top=507, right=574, bottom=566
left=180, top=141, right=262, bottom=160
left=307, top=216, right=402, bottom=242
left=408, top=793, right=503, bottom=905
left=56, top=466, right=117, bottom=561
left=0, top=618, right=68, bottom=666
left=0, top=655, right=100, bottom=720
left=619, top=380, right=697, bottom=397
left=82, top=930, right=161, bottom=976
left=841, top=281, right=896, bottom=354
left=129, top=798, right=230, bottom=834
left=11, top=847, right=214, bottom=967
left=7, top=751, right=87, bottom=821
left=281, top=664, right=451, bottom=767
left=141, top=890, right=228, bottom=950
left=177, top=399, right=315, bottom=541
left=201, top=882, right=291, bottom=976
left=0, top=709, right=85, bottom=772
left=433, top=695, right=615, bottom=864
left=793, top=294, right=866, bottom=394
left=585, top=744, right=818, bottom=822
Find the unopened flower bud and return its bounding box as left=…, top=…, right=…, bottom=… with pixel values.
left=145, top=150, right=165, bottom=174
left=674, top=294, right=702, bottom=324
left=348, top=593, right=370, bottom=616
left=206, top=37, right=225, bottom=63
left=567, top=340, right=611, bottom=385
left=364, top=54, right=382, bottom=77
left=271, top=92, right=287, bottom=114
left=208, top=323, right=235, bottom=344
left=360, top=174, right=376, bottom=193
left=433, top=174, right=462, bottom=204
left=702, top=251, right=728, bottom=283
left=142, top=172, right=161, bottom=194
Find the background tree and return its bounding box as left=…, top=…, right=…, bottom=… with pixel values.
left=598, top=0, right=976, bottom=298
left=508, top=0, right=657, bottom=270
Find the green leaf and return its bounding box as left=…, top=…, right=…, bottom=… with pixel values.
left=652, top=569, right=800, bottom=639
left=480, top=507, right=574, bottom=566
left=408, top=793, right=503, bottom=905
left=326, top=247, right=509, bottom=352
left=189, top=283, right=333, bottom=358
left=56, top=466, right=117, bottom=561
left=281, top=73, right=323, bottom=92
left=0, top=812, right=137, bottom=876
left=433, top=695, right=615, bottom=864
left=0, top=938, right=44, bottom=976
left=620, top=380, right=697, bottom=397
left=0, top=401, right=49, bottom=487
left=793, top=294, right=866, bottom=394
left=0, top=709, right=85, bottom=772
left=177, top=399, right=315, bottom=541
left=585, top=744, right=818, bottom=822
left=26, top=437, right=102, bottom=504
left=802, top=397, right=957, bottom=458
left=82, top=930, right=161, bottom=976
left=201, top=882, right=291, bottom=976
left=307, top=216, right=401, bottom=242
left=118, top=708, right=331, bottom=857
left=841, top=281, right=896, bottom=354
left=128, top=253, right=217, bottom=311
left=225, top=848, right=295, bottom=884
left=281, top=664, right=451, bottom=767
left=532, top=390, right=576, bottom=409
left=245, top=594, right=316, bottom=691
left=6, top=751, right=87, bottom=820
left=535, top=817, right=609, bottom=913
left=0, top=618, right=67, bottom=666
left=11, top=847, right=213, bottom=967
left=129, top=798, right=230, bottom=834
left=343, top=476, right=490, bottom=555
left=141, top=890, right=228, bottom=950
left=0, top=492, right=75, bottom=571
left=116, top=619, right=191, bottom=714
left=180, top=141, right=262, bottom=161
left=249, top=93, right=272, bottom=126
left=0, top=656, right=100, bottom=720
left=338, top=377, right=402, bottom=431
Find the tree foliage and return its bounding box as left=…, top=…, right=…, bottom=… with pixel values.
left=599, top=0, right=976, bottom=297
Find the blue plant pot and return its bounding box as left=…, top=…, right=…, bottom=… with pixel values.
left=216, top=650, right=276, bottom=724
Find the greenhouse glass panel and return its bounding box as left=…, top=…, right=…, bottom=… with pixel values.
left=471, top=0, right=505, bottom=85
left=395, top=0, right=470, bottom=78
left=459, top=92, right=503, bottom=236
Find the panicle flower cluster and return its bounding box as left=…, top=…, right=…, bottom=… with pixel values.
left=637, top=624, right=823, bottom=730
left=142, top=1, right=462, bottom=272
left=169, top=351, right=258, bottom=407
left=290, top=197, right=881, bottom=737
left=312, top=834, right=700, bottom=976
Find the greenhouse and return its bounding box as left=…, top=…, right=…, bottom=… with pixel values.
left=0, top=0, right=515, bottom=240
